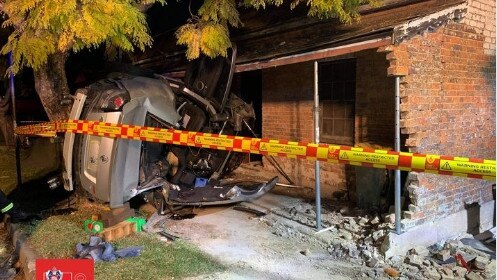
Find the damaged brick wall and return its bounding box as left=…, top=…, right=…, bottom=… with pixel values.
left=261, top=50, right=394, bottom=200
left=463, top=0, right=496, bottom=55
left=355, top=50, right=395, bottom=149
left=381, top=0, right=496, bottom=230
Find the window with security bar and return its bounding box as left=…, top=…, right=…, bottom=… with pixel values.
left=318, top=58, right=356, bottom=145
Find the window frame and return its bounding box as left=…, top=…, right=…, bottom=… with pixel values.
left=318, top=58, right=356, bottom=146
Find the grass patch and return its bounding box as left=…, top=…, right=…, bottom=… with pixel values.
left=0, top=138, right=59, bottom=194
left=96, top=235, right=223, bottom=280
left=25, top=202, right=224, bottom=279
left=29, top=216, right=88, bottom=258
left=28, top=203, right=107, bottom=258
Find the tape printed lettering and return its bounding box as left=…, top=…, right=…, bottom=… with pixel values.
left=260, top=143, right=307, bottom=156
left=339, top=151, right=398, bottom=165
left=93, top=125, right=121, bottom=135
left=139, top=130, right=174, bottom=141
left=440, top=160, right=496, bottom=176
left=195, top=136, right=234, bottom=147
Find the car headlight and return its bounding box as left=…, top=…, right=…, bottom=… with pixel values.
left=99, top=88, right=130, bottom=111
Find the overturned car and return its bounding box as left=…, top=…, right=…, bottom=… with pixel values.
left=62, top=47, right=277, bottom=211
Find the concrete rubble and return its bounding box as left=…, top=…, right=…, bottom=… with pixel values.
left=259, top=202, right=495, bottom=279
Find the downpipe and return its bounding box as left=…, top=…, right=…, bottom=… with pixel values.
left=8, top=52, right=22, bottom=187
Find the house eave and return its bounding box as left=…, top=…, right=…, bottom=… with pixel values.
left=393, top=3, right=468, bottom=44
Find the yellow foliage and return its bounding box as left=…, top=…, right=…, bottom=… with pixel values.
left=176, top=23, right=202, bottom=59
left=2, top=0, right=373, bottom=71
left=176, top=21, right=231, bottom=60
left=200, top=23, right=230, bottom=58
left=177, top=0, right=373, bottom=60
left=1, top=0, right=164, bottom=73
left=198, top=0, right=241, bottom=27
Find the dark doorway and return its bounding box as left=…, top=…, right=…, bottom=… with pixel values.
left=238, top=70, right=262, bottom=161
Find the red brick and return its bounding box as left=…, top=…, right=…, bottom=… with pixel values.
left=259, top=5, right=495, bottom=227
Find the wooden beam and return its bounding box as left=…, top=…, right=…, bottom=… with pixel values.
left=234, top=37, right=392, bottom=73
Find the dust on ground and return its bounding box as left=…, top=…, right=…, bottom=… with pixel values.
left=150, top=191, right=495, bottom=280
left=145, top=160, right=496, bottom=280
left=161, top=194, right=372, bottom=280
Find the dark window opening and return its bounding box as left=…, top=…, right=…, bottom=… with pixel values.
left=319, top=59, right=356, bottom=145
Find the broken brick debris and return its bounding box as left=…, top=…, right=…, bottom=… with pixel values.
left=264, top=203, right=494, bottom=280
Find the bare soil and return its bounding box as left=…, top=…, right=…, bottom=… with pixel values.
left=0, top=224, right=16, bottom=280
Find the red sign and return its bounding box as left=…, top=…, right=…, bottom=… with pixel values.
left=36, top=259, right=94, bottom=280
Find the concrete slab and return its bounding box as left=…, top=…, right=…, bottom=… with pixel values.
left=165, top=193, right=368, bottom=279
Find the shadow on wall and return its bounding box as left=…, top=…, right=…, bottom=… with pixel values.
left=481, top=55, right=496, bottom=89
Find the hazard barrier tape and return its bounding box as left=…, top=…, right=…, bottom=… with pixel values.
left=15, top=120, right=496, bottom=181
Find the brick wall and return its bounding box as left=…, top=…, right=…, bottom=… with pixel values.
left=355, top=50, right=395, bottom=149
left=261, top=62, right=347, bottom=197
left=381, top=3, right=495, bottom=229
left=464, top=0, right=496, bottom=55
left=261, top=51, right=394, bottom=199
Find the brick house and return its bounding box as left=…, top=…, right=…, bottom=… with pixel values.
left=135, top=0, right=495, bottom=241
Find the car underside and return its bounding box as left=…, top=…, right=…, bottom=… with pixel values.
left=62, top=47, right=278, bottom=210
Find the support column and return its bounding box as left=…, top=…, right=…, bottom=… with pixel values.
left=314, top=61, right=321, bottom=230
left=394, top=76, right=401, bottom=234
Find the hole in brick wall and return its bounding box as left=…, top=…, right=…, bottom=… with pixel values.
left=465, top=202, right=481, bottom=236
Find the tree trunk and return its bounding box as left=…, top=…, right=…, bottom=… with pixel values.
left=33, top=53, right=70, bottom=121
left=0, top=91, right=14, bottom=146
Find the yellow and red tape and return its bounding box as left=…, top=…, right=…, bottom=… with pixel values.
left=15, top=120, right=496, bottom=181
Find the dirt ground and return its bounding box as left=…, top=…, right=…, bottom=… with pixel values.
left=0, top=224, right=16, bottom=280
left=160, top=194, right=383, bottom=280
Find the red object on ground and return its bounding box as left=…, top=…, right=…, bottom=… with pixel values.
left=455, top=253, right=471, bottom=272
left=36, top=259, right=94, bottom=280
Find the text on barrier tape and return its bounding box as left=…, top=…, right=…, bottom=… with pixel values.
left=15, top=120, right=496, bottom=181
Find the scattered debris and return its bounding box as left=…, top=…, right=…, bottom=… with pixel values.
left=232, top=206, right=266, bottom=217
left=473, top=256, right=488, bottom=270
left=370, top=216, right=380, bottom=225
left=409, top=246, right=430, bottom=257
left=300, top=249, right=311, bottom=256
left=143, top=212, right=168, bottom=233
left=262, top=202, right=495, bottom=280
left=405, top=254, right=424, bottom=269
left=100, top=202, right=135, bottom=227
left=367, top=257, right=380, bottom=268
left=465, top=271, right=484, bottom=280
left=170, top=213, right=196, bottom=220
left=423, top=267, right=441, bottom=279
left=99, top=220, right=136, bottom=242
left=453, top=266, right=468, bottom=278
left=158, top=230, right=180, bottom=241
left=76, top=236, right=143, bottom=262
left=436, top=249, right=451, bottom=261
left=457, top=252, right=476, bottom=266
left=372, top=230, right=385, bottom=242
left=384, top=267, right=400, bottom=277
left=315, top=226, right=336, bottom=234
left=440, top=267, right=454, bottom=280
